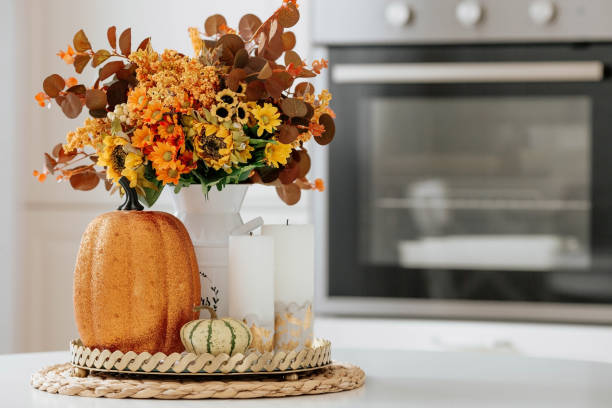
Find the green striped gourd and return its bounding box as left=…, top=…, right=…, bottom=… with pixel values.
left=180, top=305, right=252, bottom=356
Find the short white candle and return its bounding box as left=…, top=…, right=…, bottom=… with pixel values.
left=228, top=234, right=275, bottom=352
left=262, top=223, right=314, bottom=350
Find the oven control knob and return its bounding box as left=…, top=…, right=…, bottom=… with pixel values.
left=529, top=0, right=556, bottom=25
left=456, top=1, right=483, bottom=27
left=385, top=1, right=413, bottom=27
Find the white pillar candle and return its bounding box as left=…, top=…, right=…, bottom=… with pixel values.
left=228, top=234, right=275, bottom=353
left=262, top=223, right=314, bottom=350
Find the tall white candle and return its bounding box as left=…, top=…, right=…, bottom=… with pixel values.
left=262, top=223, right=314, bottom=350
left=228, top=234, right=275, bottom=353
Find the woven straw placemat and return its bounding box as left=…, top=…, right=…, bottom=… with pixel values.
left=31, top=362, right=365, bottom=399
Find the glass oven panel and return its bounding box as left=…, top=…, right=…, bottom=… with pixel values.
left=364, top=96, right=591, bottom=272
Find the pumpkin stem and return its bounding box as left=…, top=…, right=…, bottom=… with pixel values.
left=117, top=176, right=144, bottom=211
left=194, top=305, right=217, bottom=319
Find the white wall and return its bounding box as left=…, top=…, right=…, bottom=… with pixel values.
left=14, top=0, right=315, bottom=352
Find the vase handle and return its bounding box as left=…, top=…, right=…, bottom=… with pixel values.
left=230, top=217, right=264, bottom=236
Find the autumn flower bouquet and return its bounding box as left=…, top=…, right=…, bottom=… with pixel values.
left=34, top=0, right=334, bottom=206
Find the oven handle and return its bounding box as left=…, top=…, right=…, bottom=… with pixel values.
left=331, top=61, right=604, bottom=84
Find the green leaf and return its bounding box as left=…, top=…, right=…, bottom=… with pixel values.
left=248, top=138, right=270, bottom=147
left=111, top=117, right=122, bottom=134
left=141, top=185, right=163, bottom=207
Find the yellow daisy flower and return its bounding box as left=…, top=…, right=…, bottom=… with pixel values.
left=264, top=140, right=292, bottom=168
left=230, top=129, right=254, bottom=165
left=252, top=103, right=281, bottom=136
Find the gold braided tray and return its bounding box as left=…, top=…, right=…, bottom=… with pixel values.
left=70, top=338, right=331, bottom=376
left=32, top=362, right=365, bottom=399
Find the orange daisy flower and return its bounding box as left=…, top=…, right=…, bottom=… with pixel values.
left=127, top=87, right=149, bottom=111
left=148, top=142, right=177, bottom=170
left=132, top=126, right=154, bottom=148
left=156, top=161, right=185, bottom=185
left=142, top=101, right=168, bottom=123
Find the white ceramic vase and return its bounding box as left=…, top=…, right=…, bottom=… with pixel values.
left=171, top=184, right=249, bottom=318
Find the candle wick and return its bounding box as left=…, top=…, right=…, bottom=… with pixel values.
left=249, top=231, right=253, bottom=236
left=286, top=219, right=289, bottom=226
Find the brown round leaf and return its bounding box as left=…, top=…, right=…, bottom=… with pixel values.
left=296, top=149, right=311, bottom=178
left=227, top=68, right=247, bottom=91
left=73, top=29, right=91, bottom=52
left=265, top=71, right=293, bottom=100
left=70, top=169, right=100, bottom=191
left=58, top=148, right=77, bottom=163
left=106, top=80, right=129, bottom=110
left=278, top=4, right=300, bottom=28
left=279, top=161, right=299, bottom=185
left=98, top=61, right=124, bottom=81
left=43, top=74, right=65, bottom=98
left=233, top=48, right=249, bottom=68
left=257, top=167, right=280, bottom=184
left=85, top=89, right=107, bottom=110
left=66, top=84, right=86, bottom=95
left=218, top=34, right=244, bottom=65
left=278, top=124, right=299, bottom=144
left=298, top=69, right=317, bottom=78
left=245, top=56, right=267, bottom=75
left=51, top=143, right=64, bottom=158
left=281, top=31, right=296, bottom=50
left=92, top=49, right=111, bottom=67
left=280, top=98, right=307, bottom=117
left=44, top=153, right=57, bottom=174
left=205, top=14, right=227, bottom=36
left=137, top=37, right=151, bottom=51
left=238, top=14, right=262, bottom=40
left=107, top=26, right=117, bottom=49
left=119, top=28, right=131, bottom=55
left=284, top=50, right=302, bottom=67
left=262, top=29, right=284, bottom=61
left=256, top=32, right=267, bottom=54
left=294, top=82, right=315, bottom=97
left=276, top=183, right=301, bottom=205
left=73, top=54, right=91, bottom=74
left=257, top=62, right=273, bottom=80
left=245, top=80, right=266, bottom=101
left=269, top=19, right=279, bottom=40
left=61, top=92, right=83, bottom=119
left=315, top=113, right=335, bottom=145
left=89, top=109, right=107, bottom=118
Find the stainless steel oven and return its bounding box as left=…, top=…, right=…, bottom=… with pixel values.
left=311, top=0, right=612, bottom=322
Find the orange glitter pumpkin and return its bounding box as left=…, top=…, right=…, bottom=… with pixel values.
left=73, top=178, right=201, bottom=354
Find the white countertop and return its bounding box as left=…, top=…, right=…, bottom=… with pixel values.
left=5, top=348, right=612, bottom=407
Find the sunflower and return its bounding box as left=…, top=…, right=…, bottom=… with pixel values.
left=215, top=89, right=238, bottom=106
left=235, top=102, right=249, bottom=125
left=211, top=103, right=233, bottom=123
left=131, top=125, right=154, bottom=148
left=127, top=87, right=148, bottom=111
left=148, top=142, right=177, bottom=170
left=251, top=103, right=281, bottom=136
left=264, top=139, right=292, bottom=168
left=97, top=135, right=142, bottom=186
left=156, top=161, right=185, bottom=185
left=193, top=124, right=233, bottom=171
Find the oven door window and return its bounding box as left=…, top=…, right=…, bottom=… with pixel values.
left=368, top=95, right=590, bottom=271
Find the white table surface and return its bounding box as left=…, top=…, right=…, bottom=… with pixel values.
left=4, top=348, right=612, bottom=407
